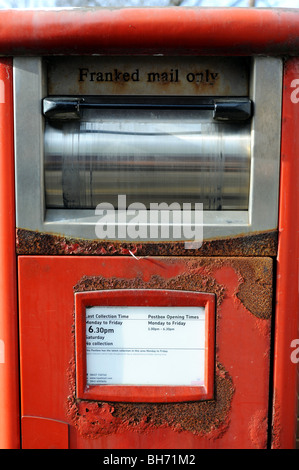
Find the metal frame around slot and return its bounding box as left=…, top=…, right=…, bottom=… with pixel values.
left=13, top=56, right=282, bottom=242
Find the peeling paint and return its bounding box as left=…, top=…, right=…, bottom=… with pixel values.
left=66, top=361, right=234, bottom=439
left=72, top=257, right=272, bottom=320
left=249, top=409, right=268, bottom=448
left=73, top=264, right=225, bottom=308
left=230, top=258, right=273, bottom=320
left=271, top=391, right=282, bottom=449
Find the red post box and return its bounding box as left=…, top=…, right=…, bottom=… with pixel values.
left=0, top=7, right=298, bottom=450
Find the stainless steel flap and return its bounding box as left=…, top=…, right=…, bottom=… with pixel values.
left=44, top=106, right=251, bottom=211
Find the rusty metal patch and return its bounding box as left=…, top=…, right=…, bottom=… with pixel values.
left=66, top=361, right=234, bottom=439
left=73, top=257, right=273, bottom=319
left=16, top=228, right=277, bottom=257
left=234, top=258, right=273, bottom=319
left=73, top=265, right=225, bottom=306
left=249, top=409, right=268, bottom=448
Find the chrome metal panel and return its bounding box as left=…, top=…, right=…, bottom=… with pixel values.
left=249, top=56, right=282, bottom=232
left=14, top=57, right=46, bottom=233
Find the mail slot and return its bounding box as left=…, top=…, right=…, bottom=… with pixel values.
left=0, top=7, right=299, bottom=451
left=43, top=98, right=251, bottom=211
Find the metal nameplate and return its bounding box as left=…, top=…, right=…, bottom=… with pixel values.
left=47, top=56, right=249, bottom=96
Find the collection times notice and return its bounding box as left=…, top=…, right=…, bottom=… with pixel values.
left=85, top=306, right=205, bottom=386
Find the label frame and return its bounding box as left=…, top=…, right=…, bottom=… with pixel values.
left=75, top=289, right=215, bottom=403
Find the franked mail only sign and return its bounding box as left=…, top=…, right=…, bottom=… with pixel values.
left=85, top=306, right=206, bottom=386
left=47, top=56, right=249, bottom=96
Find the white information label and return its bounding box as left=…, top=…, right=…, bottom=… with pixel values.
left=86, top=306, right=206, bottom=386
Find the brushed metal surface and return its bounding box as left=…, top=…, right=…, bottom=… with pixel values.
left=44, top=109, right=250, bottom=210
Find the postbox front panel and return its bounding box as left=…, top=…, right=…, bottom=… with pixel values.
left=18, top=256, right=273, bottom=449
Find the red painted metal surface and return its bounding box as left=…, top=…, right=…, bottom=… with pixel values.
left=75, top=289, right=215, bottom=403
left=0, top=8, right=298, bottom=56
left=271, top=58, right=299, bottom=449
left=22, top=417, right=69, bottom=449
left=18, top=256, right=272, bottom=449
left=0, top=59, right=20, bottom=449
